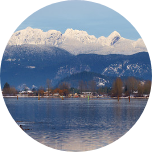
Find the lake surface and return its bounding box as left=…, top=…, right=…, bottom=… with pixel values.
left=4, top=97, right=147, bottom=151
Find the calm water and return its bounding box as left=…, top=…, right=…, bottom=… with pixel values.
left=4, top=97, right=147, bottom=151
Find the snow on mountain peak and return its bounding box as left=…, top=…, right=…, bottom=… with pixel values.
left=63, top=28, right=97, bottom=44
left=7, top=27, right=147, bottom=55
left=64, top=28, right=88, bottom=36
left=108, top=31, right=121, bottom=38
left=97, top=31, right=121, bottom=46
left=8, top=27, right=62, bottom=46
left=23, top=26, right=43, bottom=33
left=107, top=31, right=121, bottom=46
left=132, top=38, right=146, bottom=48
left=25, top=26, right=34, bottom=30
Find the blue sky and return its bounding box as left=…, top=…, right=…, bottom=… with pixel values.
left=16, top=0, right=140, bottom=40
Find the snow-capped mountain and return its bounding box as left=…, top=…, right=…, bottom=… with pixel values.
left=1, top=27, right=150, bottom=89
left=8, top=27, right=63, bottom=46
left=7, top=27, right=147, bottom=55
left=1, top=43, right=151, bottom=88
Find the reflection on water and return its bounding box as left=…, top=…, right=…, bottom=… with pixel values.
left=4, top=98, right=147, bottom=151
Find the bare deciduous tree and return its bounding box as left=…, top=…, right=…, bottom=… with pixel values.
left=59, top=82, right=70, bottom=90
left=124, top=77, right=138, bottom=97
left=143, top=80, right=151, bottom=94
left=79, top=80, right=86, bottom=93
left=88, top=80, right=96, bottom=92
left=137, top=81, right=144, bottom=97
left=112, top=77, right=123, bottom=98
left=38, top=86, right=45, bottom=96
left=2, top=82, right=17, bottom=96
left=46, top=79, right=52, bottom=96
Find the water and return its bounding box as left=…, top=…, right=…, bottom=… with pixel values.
left=4, top=97, right=147, bottom=151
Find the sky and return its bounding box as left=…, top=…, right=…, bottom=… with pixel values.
left=16, top=0, right=140, bottom=40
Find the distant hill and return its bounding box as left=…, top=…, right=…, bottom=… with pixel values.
left=1, top=44, right=151, bottom=89
left=56, top=71, right=144, bottom=89
left=56, top=71, right=115, bottom=88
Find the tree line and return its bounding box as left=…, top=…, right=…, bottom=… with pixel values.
left=2, top=82, right=17, bottom=96
left=2, top=77, right=151, bottom=97
left=111, top=77, right=151, bottom=97
left=38, top=81, right=70, bottom=96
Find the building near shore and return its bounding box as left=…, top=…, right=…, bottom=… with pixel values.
left=80, top=92, right=93, bottom=98
left=53, top=93, right=60, bottom=97
left=18, top=90, right=34, bottom=96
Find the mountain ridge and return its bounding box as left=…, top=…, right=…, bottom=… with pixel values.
left=7, top=27, right=147, bottom=55
left=56, top=71, right=144, bottom=89
left=1, top=44, right=151, bottom=89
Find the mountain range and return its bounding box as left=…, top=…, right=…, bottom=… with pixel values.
left=1, top=27, right=151, bottom=89
left=1, top=44, right=151, bottom=89
left=8, top=27, right=147, bottom=55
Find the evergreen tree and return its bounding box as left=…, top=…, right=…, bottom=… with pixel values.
left=3, top=82, right=10, bottom=89
left=3, top=82, right=10, bottom=95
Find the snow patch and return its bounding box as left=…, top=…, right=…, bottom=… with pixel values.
left=5, top=58, right=16, bottom=61
left=26, top=66, right=35, bottom=69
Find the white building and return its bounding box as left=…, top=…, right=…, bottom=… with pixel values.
left=80, top=92, right=93, bottom=98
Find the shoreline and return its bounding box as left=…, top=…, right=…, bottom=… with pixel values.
left=2, top=96, right=149, bottom=99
